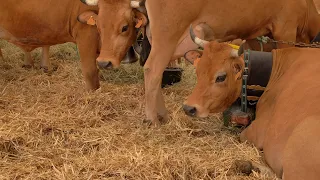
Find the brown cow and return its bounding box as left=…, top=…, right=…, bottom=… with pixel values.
left=0, top=0, right=146, bottom=90
left=142, top=0, right=320, bottom=125
left=183, top=39, right=320, bottom=178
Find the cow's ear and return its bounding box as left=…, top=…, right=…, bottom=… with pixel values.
left=77, top=11, right=97, bottom=26
left=184, top=50, right=203, bottom=67
left=133, top=10, right=148, bottom=28
left=233, top=62, right=243, bottom=80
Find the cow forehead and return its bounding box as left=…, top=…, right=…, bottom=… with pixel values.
left=197, top=44, right=235, bottom=76
left=98, top=2, right=132, bottom=22
left=201, top=45, right=233, bottom=66
left=99, top=0, right=130, bottom=9
left=206, top=43, right=233, bottom=56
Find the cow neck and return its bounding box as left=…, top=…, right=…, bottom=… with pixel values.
left=240, top=50, right=273, bottom=112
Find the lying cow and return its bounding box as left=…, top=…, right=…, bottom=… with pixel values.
left=183, top=37, right=320, bottom=178
left=0, top=0, right=147, bottom=90
left=141, top=0, right=320, bottom=125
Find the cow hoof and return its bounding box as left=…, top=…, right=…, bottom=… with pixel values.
left=158, top=114, right=169, bottom=124
left=228, top=160, right=253, bottom=176
left=22, top=64, right=33, bottom=69
left=40, top=66, right=49, bottom=73
left=142, top=119, right=161, bottom=128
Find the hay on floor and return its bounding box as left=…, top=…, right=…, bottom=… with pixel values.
left=0, top=40, right=275, bottom=179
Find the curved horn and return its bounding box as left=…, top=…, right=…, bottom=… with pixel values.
left=131, top=0, right=145, bottom=8
left=80, top=0, right=99, bottom=6
left=189, top=24, right=209, bottom=48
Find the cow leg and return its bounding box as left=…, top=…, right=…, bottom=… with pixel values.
left=0, top=48, right=3, bottom=60
left=40, top=46, right=50, bottom=72
left=240, top=120, right=264, bottom=150
left=75, top=28, right=100, bottom=91
left=22, top=50, right=33, bottom=69
left=144, top=48, right=174, bottom=126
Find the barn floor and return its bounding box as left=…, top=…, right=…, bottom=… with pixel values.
left=0, top=40, right=276, bottom=179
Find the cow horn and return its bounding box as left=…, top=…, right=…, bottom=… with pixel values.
left=131, top=0, right=145, bottom=8
left=189, top=24, right=209, bottom=48
left=80, top=0, right=99, bottom=6
left=230, top=49, right=239, bottom=58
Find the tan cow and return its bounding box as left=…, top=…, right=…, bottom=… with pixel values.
left=0, top=0, right=146, bottom=90
left=142, top=0, right=320, bottom=125
left=183, top=38, right=320, bottom=178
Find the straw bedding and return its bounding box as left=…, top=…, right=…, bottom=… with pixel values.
left=0, top=40, right=276, bottom=179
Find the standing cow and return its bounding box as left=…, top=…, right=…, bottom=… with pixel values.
left=141, top=0, right=320, bottom=125
left=0, top=0, right=147, bottom=90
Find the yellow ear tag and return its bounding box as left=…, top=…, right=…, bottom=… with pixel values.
left=135, top=18, right=143, bottom=28
left=228, top=44, right=240, bottom=50
left=87, top=16, right=96, bottom=26
left=194, top=57, right=200, bottom=67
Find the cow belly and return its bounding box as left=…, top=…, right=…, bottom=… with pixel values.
left=0, top=27, right=18, bottom=42
left=0, top=25, right=74, bottom=47
left=0, top=0, right=84, bottom=47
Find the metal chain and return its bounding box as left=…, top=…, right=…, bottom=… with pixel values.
left=258, top=36, right=320, bottom=48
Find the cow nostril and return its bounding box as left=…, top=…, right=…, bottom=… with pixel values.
left=183, top=104, right=197, bottom=117
left=97, top=61, right=113, bottom=69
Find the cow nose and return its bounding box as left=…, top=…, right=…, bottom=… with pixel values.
left=97, top=61, right=113, bottom=69
left=183, top=104, right=197, bottom=117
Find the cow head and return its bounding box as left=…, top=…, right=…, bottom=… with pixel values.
left=78, top=0, right=148, bottom=69
left=182, top=26, right=244, bottom=117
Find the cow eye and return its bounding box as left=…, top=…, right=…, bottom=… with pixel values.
left=215, top=74, right=227, bottom=83
left=122, top=25, right=129, bottom=32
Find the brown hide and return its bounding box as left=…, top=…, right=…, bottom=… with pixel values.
left=184, top=42, right=320, bottom=178
left=240, top=48, right=320, bottom=178
left=314, top=0, right=320, bottom=13
left=143, top=0, right=320, bottom=124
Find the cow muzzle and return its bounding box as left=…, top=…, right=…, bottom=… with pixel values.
left=96, top=55, right=121, bottom=69
left=183, top=104, right=197, bottom=117
left=97, top=61, right=113, bottom=69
